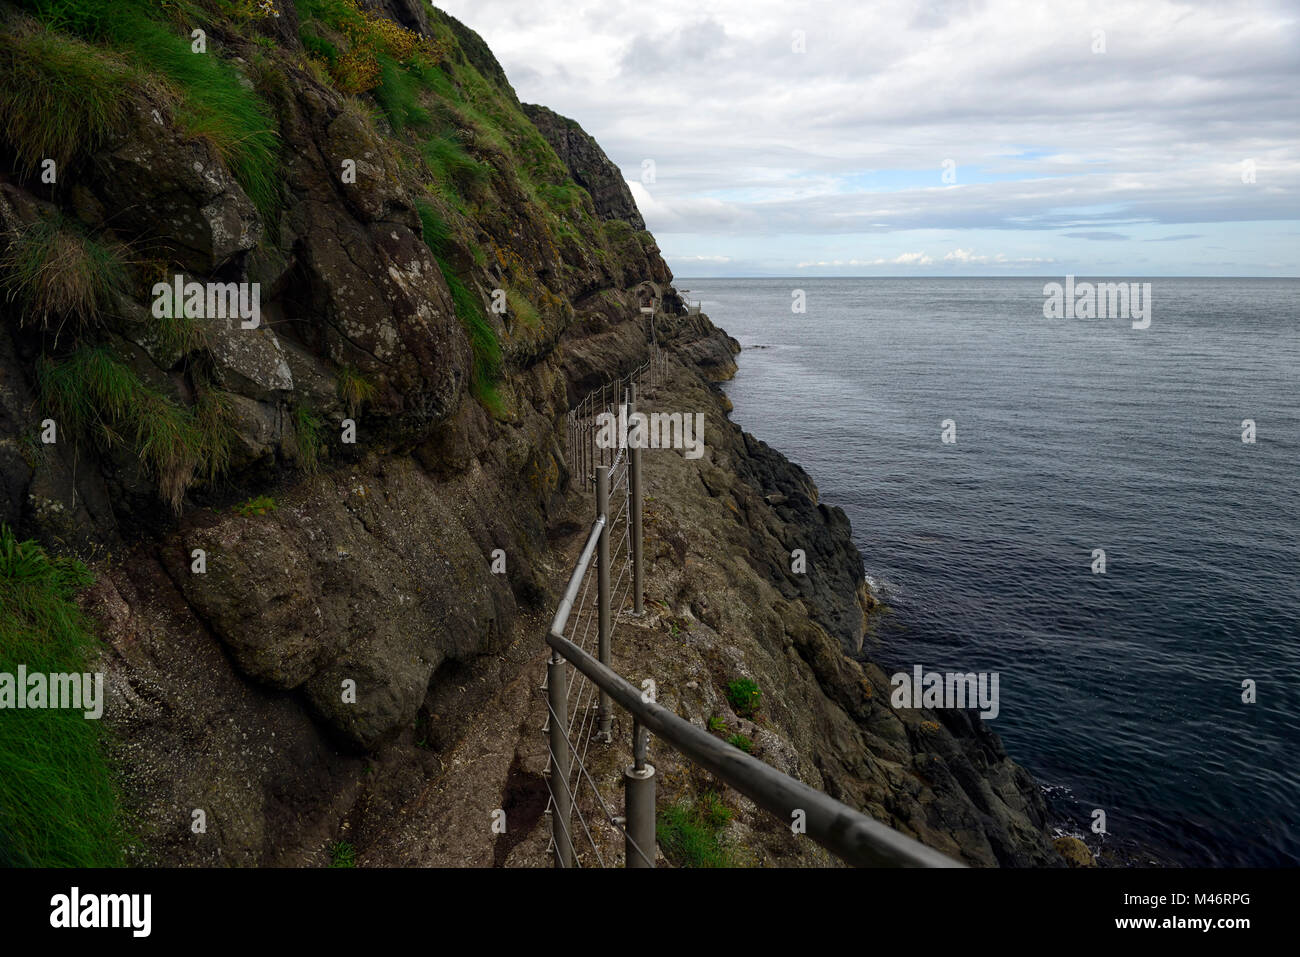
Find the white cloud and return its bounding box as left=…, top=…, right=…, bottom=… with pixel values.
left=438, top=0, right=1300, bottom=274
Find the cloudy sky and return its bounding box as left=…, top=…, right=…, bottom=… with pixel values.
left=438, top=0, right=1298, bottom=277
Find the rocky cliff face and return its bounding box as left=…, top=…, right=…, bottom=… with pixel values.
left=522, top=104, right=647, bottom=232
left=0, top=0, right=1066, bottom=867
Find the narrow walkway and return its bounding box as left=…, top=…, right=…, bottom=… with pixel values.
left=361, top=365, right=669, bottom=867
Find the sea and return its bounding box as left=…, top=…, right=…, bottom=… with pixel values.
left=684, top=276, right=1299, bottom=867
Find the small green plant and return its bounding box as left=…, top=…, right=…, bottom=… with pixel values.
left=505, top=288, right=540, bottom=331
left=232, top=495, right=277, bottom=517
left=727, top=733, right=753, bottom=754
left=707, top=715, right=727, bottom=734
left=725, top=678, right=762, bottom=718
left=656, top=792, right=733, bottom=868
left=328, top=839, right=355, bottom=868
left=336, top=365, right=376, bottom=417
left=293, top=404, right=323, bottom=474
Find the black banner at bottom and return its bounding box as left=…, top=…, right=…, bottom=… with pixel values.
left=0, top=866, right=1281, bottom=943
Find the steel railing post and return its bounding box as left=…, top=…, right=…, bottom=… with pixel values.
left=596, top=466, right=613, bottom=742
left=548, top=652, right=573, bottom=868
left=624, top=717, right=656, bottom=868
left=629, top=383, right=644, bottom=615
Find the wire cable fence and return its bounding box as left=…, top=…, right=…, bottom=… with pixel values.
left=545, top=358, right=655, bottom=866
left=565, top=344, right=668, bottom=491
left=544, top=335, right=961, bottom=869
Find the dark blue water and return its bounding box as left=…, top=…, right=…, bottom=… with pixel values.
left=687, top=277, right=1300, bottom=867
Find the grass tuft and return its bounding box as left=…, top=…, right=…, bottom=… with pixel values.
left=0, top=23, right=137, bottom=173
left=419, top=131, right=489, bottom=196
left=37, top=347, right=235, bottom=510
left=505, top=288, right=540, bottom=330
left=328, top=839, right=355, bottom=867
left=412, top=199, right=505, bottom=412
left=435, top=259, right=503, bottom=411
left=336, top=365, right=376, bottom=418
left=656, top=792, right=734, bottom=868
left=154, top=306, right=208, bottom=359
left=0, top=525, right=127, bottom=866
left=414, top=199, right=451, bottom=256
left=372, top=53, right=430, bottom=131
left=293, top=404, right=323, bottom=473
left=0, top=216, right=129, bottom=333
left=23, top=0, right=282, bottom=222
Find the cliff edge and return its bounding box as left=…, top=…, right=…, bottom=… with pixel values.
left=0, top=0, right=1065, bottom=867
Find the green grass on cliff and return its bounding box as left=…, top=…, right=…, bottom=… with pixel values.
left=415, top=199, right=504, bottom=411
left=415, top=199, right=452, bottom=256
left=0, top=526, right=127, bottom=866
left=37, top=347, right=235, bottom=510
left=419, top=131, right=491, bottom=198
left=293, top=404, right=323, bottom=474
left=372, top=52, right=431, bottom=133
left=0, top=215, right=130, bottom=331
left=369, top=54, right=490, bottom=203
left=437, top=260, right=504, bottom=413
left=366, top=13, right=602, bottom=246
left=0, top=23, right=137, bottom=173
left=657, top=792, right=735, bottom=868
left=336, top=364, right=376, bottom=418
left=505, top=288, right=540, bottom=331
left=17, top=0, right=281, bottom=221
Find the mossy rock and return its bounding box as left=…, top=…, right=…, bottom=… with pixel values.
left=1053, top=836, right=1095, bottom=867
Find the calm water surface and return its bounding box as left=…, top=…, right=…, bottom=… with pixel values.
left=687, top=276, right=1299, bottom=866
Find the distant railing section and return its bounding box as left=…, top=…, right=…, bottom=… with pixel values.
left=544, top=335, right=963, bottom=869
left=564, top=345, right=667, bottom=491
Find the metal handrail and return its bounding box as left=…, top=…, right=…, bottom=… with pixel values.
left=550, top=515, right=605, bottom=637
left=549, top=323, right=960, bottom=868
left=546, top=626, right=963, bottom=868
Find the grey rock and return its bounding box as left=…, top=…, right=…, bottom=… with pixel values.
left=222, top=392, right=284, bottom=467
left=88, top=100, right=261, bottom=273
left=203, top=319, right=294, bottom=399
